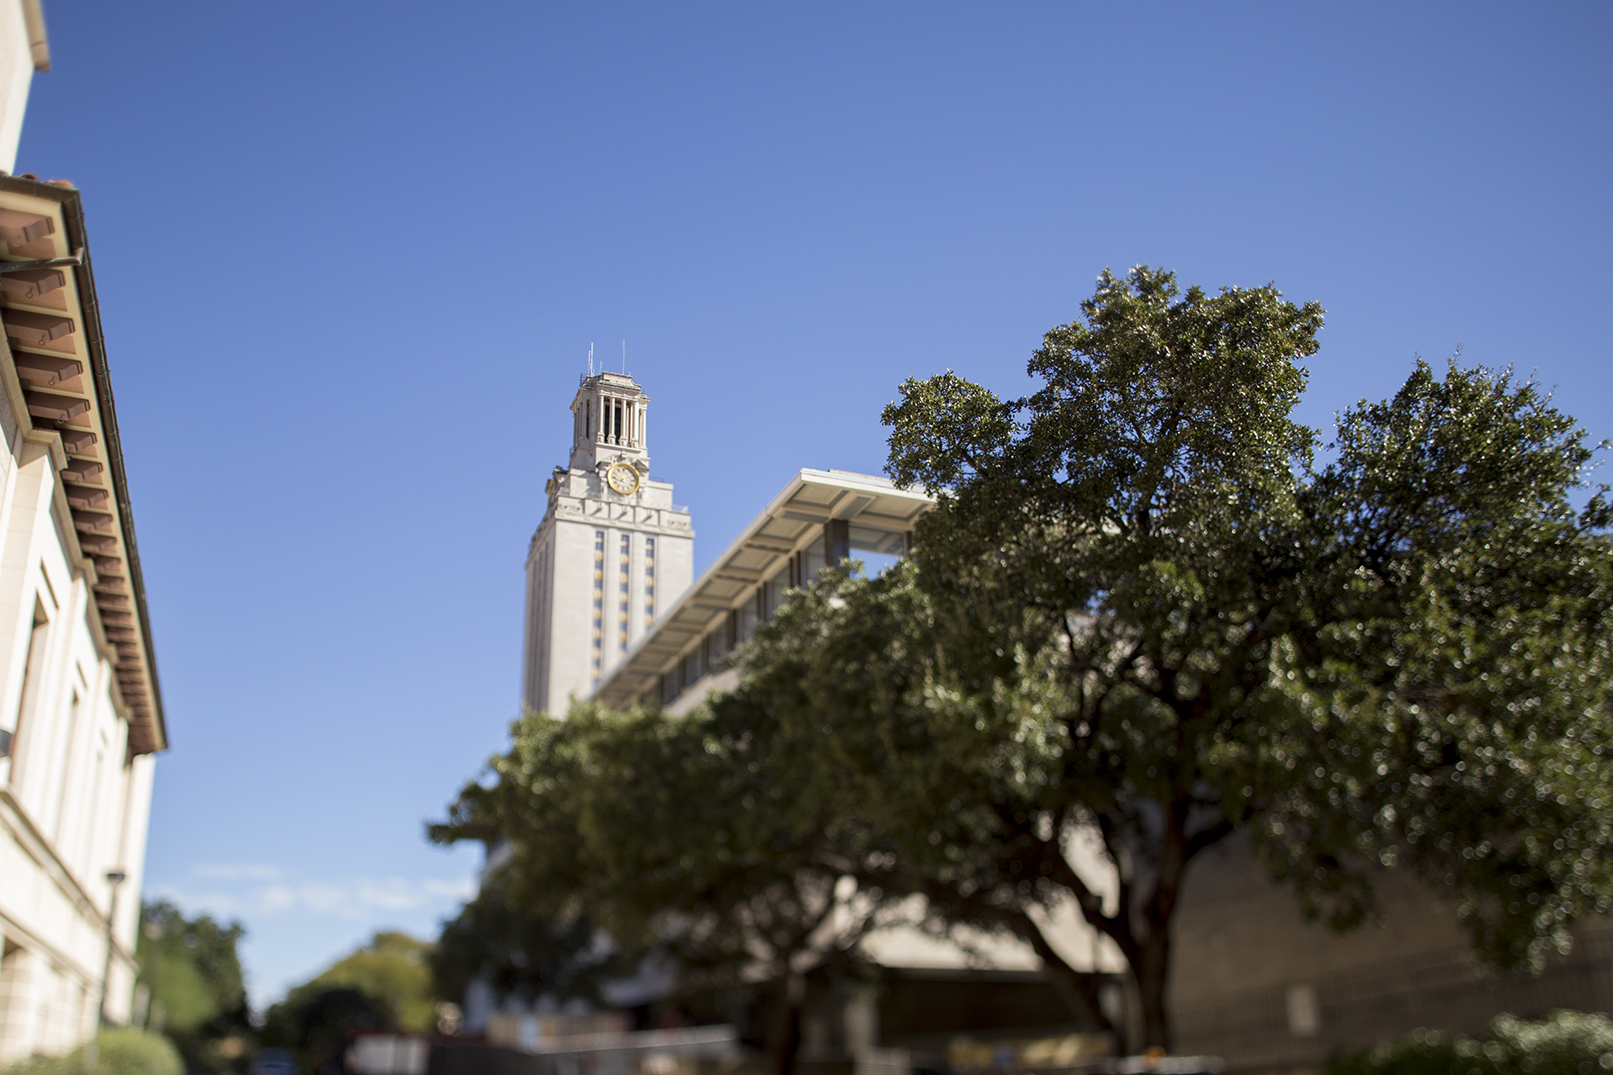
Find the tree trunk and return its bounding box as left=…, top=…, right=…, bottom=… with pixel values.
left=1134, top=930, right=1172, bottom=1053
left=1019, top=922, right=1116, bottom=1039
left=765, top=972, right=804, bottom=1075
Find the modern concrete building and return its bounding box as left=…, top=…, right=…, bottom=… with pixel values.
left=589, top=466, right=932, bottom=718
left=0, top=9, right=168, bottom=1063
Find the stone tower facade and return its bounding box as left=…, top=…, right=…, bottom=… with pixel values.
left=522, top=372, right=693, bottom=716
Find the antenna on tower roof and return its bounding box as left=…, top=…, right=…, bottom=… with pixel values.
left=622, top=339, right=627, bottom=375
left=588, top=343, right=594, bottom=377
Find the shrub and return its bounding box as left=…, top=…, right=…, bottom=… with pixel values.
left=1330, top=1011, right=1613, bottom=1075
left=95, top=1028, right=183, bottom=1075
left=0, top=1028, right=182, bottom=1075
left=0, top=1049, right=87, bottom=1075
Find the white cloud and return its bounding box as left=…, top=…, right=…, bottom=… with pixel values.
left=143, top=851, right=486, bottom=1008
left=260, top=886, right=298, bottom=913
left=193, top=863, right=287, bottom=881
left=149, top=866, right=475, bottom=923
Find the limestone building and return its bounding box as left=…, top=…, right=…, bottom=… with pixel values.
left=0, top=8, right=168, bottom=1063
left=0, top=0, right=44, bottom=178
left=522, top=372, right=693, bottom=718
left=0, top=179, right=165, bottom=1058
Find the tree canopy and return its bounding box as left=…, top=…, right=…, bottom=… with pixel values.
left=260, top=931, right=437, bottom=1073
left=306, top=932, right=436, bottom=1034
left=868, top=267, right=1613, bottom=1046
left=430, top=877, right=610, bottom=1016
left=432, top=698, right=902, bottom=1075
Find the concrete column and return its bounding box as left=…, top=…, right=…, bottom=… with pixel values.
left=823, top=519, right=850, bottom=569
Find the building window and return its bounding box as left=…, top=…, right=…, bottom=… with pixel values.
left=644, top=538, right=656, bottom=624
left=2, top=603, right=49, bottom=770
left=591, top=531, right=605, bottom=679
left=532, top=538, right=554, bottom=713
left=618, top=534, right=631, bottom=653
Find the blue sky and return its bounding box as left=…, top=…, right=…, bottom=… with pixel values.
left=17, top=2, right=1611, bottom=1002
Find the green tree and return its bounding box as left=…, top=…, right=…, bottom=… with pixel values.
left=260, top=986, right=391, bottom=1075
left=259, top=932, right=435, bottom=1073
left=0, top=1027, right=182, bottom=1075
left=431, top=877, right=612, bottom=1015
left=310, top=932, right=435, bottom=1034
left=136, top=901, right=251, bottom=1072
left=851, top=266, right=1613, bottom=1048
left=432, top=701, right=901, bottom=1075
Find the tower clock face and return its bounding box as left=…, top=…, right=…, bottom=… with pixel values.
left=606, top=462, right=641, bottom=495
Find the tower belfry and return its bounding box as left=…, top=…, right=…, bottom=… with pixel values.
left=569, top=371, right=651, bottom=474
left=522, top=371, right=694, bottom=716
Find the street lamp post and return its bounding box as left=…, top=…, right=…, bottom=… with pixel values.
left=142, top=919, right=164, bottom=1031
left=98, top=870, right=127, bottom=1026
left=82, top=869, right=127, bottom=1070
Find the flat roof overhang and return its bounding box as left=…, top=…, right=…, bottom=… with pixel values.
left=590, top=468, right=933, bottom=709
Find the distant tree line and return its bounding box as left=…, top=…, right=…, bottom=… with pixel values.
left=131, top=902, right=438, bottom=1075
left=135, top=900, right=252, bottom=1073
left=259, top=931, right=437, bottom=1075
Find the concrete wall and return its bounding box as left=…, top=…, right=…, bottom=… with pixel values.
left=1169, top=834, right=1613, bottom=1069
left=1170, top=833, right=1469, bottom=1013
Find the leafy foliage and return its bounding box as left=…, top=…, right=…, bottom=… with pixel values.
left=440, top=265, right=1613, bottom=1058
left=136, top=900, right=251, bottom=1072
left=260, top=986, right=393, bottom=1075
left=1272, top=363, right=1613, bottom=967
left=94, top=1028, right=185, bottom=1075
left=866, top=267, right=1613, bottom=1047
left=0, top=1028, right=182, bottom=1075
left=309, top=932, right=436, bottom=1034
left=1329, top=1010, right=1613, bottom=1075
left=431, top=699, right=903, bottom=1074
left=431, top=880, right=609, bottom=1013
left=259, top=931, right=436, bottom=1072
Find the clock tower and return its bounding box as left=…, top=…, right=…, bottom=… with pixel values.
left=522, top=372, right=694, bottom=716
